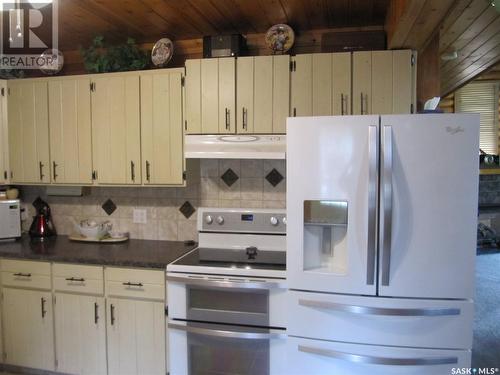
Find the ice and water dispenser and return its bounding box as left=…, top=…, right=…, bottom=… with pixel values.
left=303, top=200, right=348, bottom=274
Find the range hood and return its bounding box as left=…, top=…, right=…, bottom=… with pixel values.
left=185, top=135, right=286, bottom=159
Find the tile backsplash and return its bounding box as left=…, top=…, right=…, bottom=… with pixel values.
left=19, top=159, right=286, bottom=242
left=479, top=174, right=500, bottom=204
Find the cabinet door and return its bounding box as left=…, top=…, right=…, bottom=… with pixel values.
left=218, top=57, right=236, bottom=133
left=272, top=55, right=291, bottom=133
left=372, top=51, right=393, bottom=115
left=8, top=80, right=50, bottom=183
left=54, top=293, right=106, bottom=375
left=141, top=71, right=184, bottom=185
left=352, top=51, right=372, bottom=115
left=253, top=56, right=274, bottom=133
left=3, top=288, right=54, bottom=370
left=236, top=56, right=254, bottom=133
left=201, top=58, right=219, bottom=134
left=185, top=59, right=202, bottom=134
left=107, top=298, right=166, bottom=375
left=91, top=75, right=141, bottom=185
left=312, top=53, right=333, bottom=116
left=392, top=50, right=415, bottom=114
left=332, top=52, right=352, bottom=115
left=0, top=80, right=8, bottom=183
left=48, top=78, right=92, bottom=184
left=291, top=54, right=313, bottom=117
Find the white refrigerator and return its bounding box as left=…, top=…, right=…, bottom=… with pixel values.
left=286, top=114, right=479, bottom=375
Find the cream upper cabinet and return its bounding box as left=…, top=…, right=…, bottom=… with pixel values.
left=291, top=52, right=352, bottom=118
left=106, top=298, right=166, bottom=375
left=353, top=50, right=416, bottom=115
left=237, top=55, right=290, bottom=134
left=3, top=287, right=55, bottom=370
left=185, top=57, right=235, bottom=134
left=8, top=80, right=50, bottom=184
left=54, top=293, right=107, bottom=375
left=0, top=80, right=8, bottom=184
left=48, top=77, right=93, bottom=184
left=91, top=74, right=141, bottom=185
left=140, top=70, right=184, bottom=185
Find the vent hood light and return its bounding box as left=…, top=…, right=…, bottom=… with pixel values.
left=185, top=134, right=286, bottom=159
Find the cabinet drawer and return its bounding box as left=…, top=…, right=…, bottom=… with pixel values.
left=288, top=290, right=473, bottom=350
left=105, top=267, right=165, bottom=300
left=1, top=272, right=51, bottom=290
left=53, top=263, right=103, bottom=280
left=53, top=277, right=103, bottom=295
left=1, top=259, right=51, bottom=275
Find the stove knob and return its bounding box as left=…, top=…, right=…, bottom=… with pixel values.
left=216, top=216, right=224, bottom=225
left=282, top=217, right=287, bottom=225
left=205, top=215, right=213, bottom=224
left=270, top=216, right=279, bottom=226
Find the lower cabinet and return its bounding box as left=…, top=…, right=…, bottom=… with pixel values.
left=54, top=293, right=107, bottom=375
left=2, top=287, right=54, bottom=370
left=106, top=298, right=166, bottom=375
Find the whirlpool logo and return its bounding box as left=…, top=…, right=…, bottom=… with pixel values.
left=446, top=125, right=465, bottom=135
left=451, top=368, right=499, bottom=374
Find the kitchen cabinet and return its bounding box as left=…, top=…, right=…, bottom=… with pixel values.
left=140, top=70, right=184, bottom=185
left=0, top=80, right=8, bottom=184
left=353, top=50, right=415, bottom=115
left=48, top=77, right=93, bottom=184
left=185, top=57, right=235, bottom=134
left=91, top=74, right=141, bottom=185
left=54, top=294, right=107, bottom=375
left=105, top=267, right=166, bottom=375
left=291, top=53, right=352, bottom=117
left=7, top=79, right=50, bottom=184
left=237, top=55, right=290, bottom=134
left=2, top=287, right=54, bottom=370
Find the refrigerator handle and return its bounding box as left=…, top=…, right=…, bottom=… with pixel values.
left=366, top=126, right=378, bottom=285
left=381, top=125, right=393, bottom=286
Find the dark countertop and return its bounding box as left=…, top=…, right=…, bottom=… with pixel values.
left=0, top=235, right=197, bottom=269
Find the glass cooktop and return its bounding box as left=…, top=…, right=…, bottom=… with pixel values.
left=172, top=247, right=286, bottom=271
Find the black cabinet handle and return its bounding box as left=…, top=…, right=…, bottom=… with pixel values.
left=94, top=302, right=99, bottom=324
left=65, top=277, right=85, bottom=282
left=41, top=297, right=47, bottom=318
left=110, top=304, right=115, bottom=325
left=53, top=161, right=58, bottom=181
left=242, top=107, right=247, bottom=130
left=130, top=161, right=135, bottom=181
left=39, top=161, right=44, bottom=181
left=122, top=281, right=143, bottom=287
left=14, top=272, right=31, bottom=277
left=293, top=107, right=297, bottom=117
left=146, top=161, right=151, bottom=182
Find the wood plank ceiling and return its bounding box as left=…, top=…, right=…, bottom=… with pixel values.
left=440, top=0, right=500, bottom=95
left=57, top=0, right=390, bottom=50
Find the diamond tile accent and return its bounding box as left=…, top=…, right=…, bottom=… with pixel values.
left=221, top=168, right=239, bottom=187
left=32, top=196, right=46, bottom=212
left=265, top=168, right=284, bottom=187
left=179, top=201, right=195, bottom=219
left=101, top=199, right=117, bottom=216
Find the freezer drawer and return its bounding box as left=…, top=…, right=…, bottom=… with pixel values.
left=288, top=291, right=473, bottom=349
left=286, top=336, right=471, bottom=375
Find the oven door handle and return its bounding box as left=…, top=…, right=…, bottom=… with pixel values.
left=168, top=322, right=286, bottom=340
left=166, top=275, right=287, bottom=290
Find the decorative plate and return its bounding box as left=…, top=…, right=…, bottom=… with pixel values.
left=265, top=24, right=295, bottom=54
left=151, top=38, right=174, bottom=67
left=39, top=49, right=64, bottom=75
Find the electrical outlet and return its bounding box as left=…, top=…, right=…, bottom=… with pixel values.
left=133, top=209, right=147, bottom=224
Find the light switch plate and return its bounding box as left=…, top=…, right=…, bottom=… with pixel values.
left=133, top=209, right=147, bottom=224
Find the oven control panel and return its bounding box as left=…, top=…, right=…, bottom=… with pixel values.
left=198, top=208, right=286, bottom=234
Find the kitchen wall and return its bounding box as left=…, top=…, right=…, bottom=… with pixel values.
left=20, top=159, right=286, bottom=242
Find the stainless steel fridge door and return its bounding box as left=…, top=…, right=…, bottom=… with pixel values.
left=378, top=114, right=479, bottom=299
left=287, top=115, right=379, bottom=295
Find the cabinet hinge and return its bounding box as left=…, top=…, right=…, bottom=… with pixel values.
left=92, top=170, right=97, bottom=180
left=90, top=82, right=95, bottom=92
left=182, top=171, right=187, bottom=181
left=411, top=54, right=416, bottom=66
left=181, top=76, right=185, bottom=87
left=289, top=60, right=294, bottom=72
left=410, top=103, right=414, bottom=114
left=184, top=120, right=187, bottom=131
left=3, top=170, right=7, bottom=180
left=1, top=87, right=4, bottom=96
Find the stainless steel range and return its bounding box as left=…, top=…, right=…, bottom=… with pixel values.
left=167, top=208, right=287, bottom=375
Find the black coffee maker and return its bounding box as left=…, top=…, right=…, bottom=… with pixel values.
left=29, top=197, right=56, bottom=239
